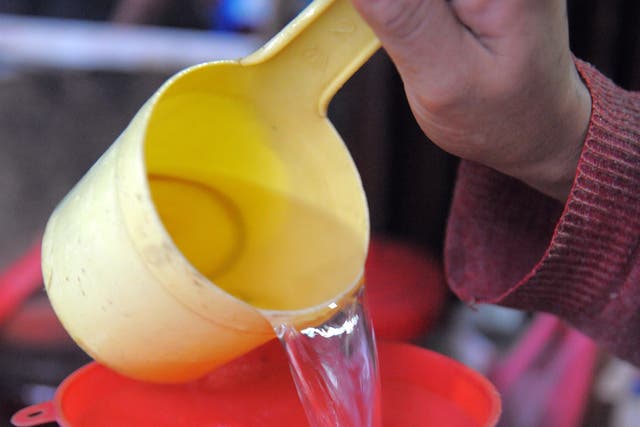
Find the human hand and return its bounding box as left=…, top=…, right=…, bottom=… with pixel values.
left=352, top=0, right=591, bottom=201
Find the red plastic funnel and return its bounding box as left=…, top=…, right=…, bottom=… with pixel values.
left=12, top=340, right=500, bottom=426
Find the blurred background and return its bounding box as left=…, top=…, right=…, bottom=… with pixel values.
left=0, top=0, right=638, bottom=426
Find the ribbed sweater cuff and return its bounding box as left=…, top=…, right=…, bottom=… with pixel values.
left=445, top=59, right=640, bottom=363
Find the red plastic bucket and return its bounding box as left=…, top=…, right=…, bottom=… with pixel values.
left=12, top=340, right=500, bottom=426
left=365, top=237, right=447, bottom=340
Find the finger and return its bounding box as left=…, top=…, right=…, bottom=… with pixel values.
left=352, top=0, right=469, bottom=82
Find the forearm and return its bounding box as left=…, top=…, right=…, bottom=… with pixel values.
left=445, top=59, right=640, bottom=365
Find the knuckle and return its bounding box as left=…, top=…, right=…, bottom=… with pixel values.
left=410, top=72, right=474, bottom=114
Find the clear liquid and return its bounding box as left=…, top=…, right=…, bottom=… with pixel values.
left=149, top=174, right=365, bottom=310
left=275, top=289, right=382, bottom=427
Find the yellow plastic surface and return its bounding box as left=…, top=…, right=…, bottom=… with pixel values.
left=42, top=0, right=380, bottom=383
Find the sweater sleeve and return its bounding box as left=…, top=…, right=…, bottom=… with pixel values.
left=444, top=59, right=640, bottom=365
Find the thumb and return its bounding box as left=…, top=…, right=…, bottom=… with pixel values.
left=352, top=0, right=467, bottom=83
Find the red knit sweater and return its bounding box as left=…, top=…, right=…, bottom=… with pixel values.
left=445, top=59, right=640, bottom=366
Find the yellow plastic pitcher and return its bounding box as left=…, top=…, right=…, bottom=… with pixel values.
left=42, top=0, right=379, bottom=383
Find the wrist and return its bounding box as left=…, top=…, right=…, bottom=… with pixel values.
left=507, top=65, right=592, bottom=202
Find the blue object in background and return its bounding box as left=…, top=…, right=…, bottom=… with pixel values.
left=631, top=376, right=640, bottom=395
left=213, top=0, right=274, bottom=32
left=212, top=0, right=312, bottom=32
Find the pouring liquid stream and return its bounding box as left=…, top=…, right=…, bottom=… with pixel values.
left=274, top=289, right=382, bottom=427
